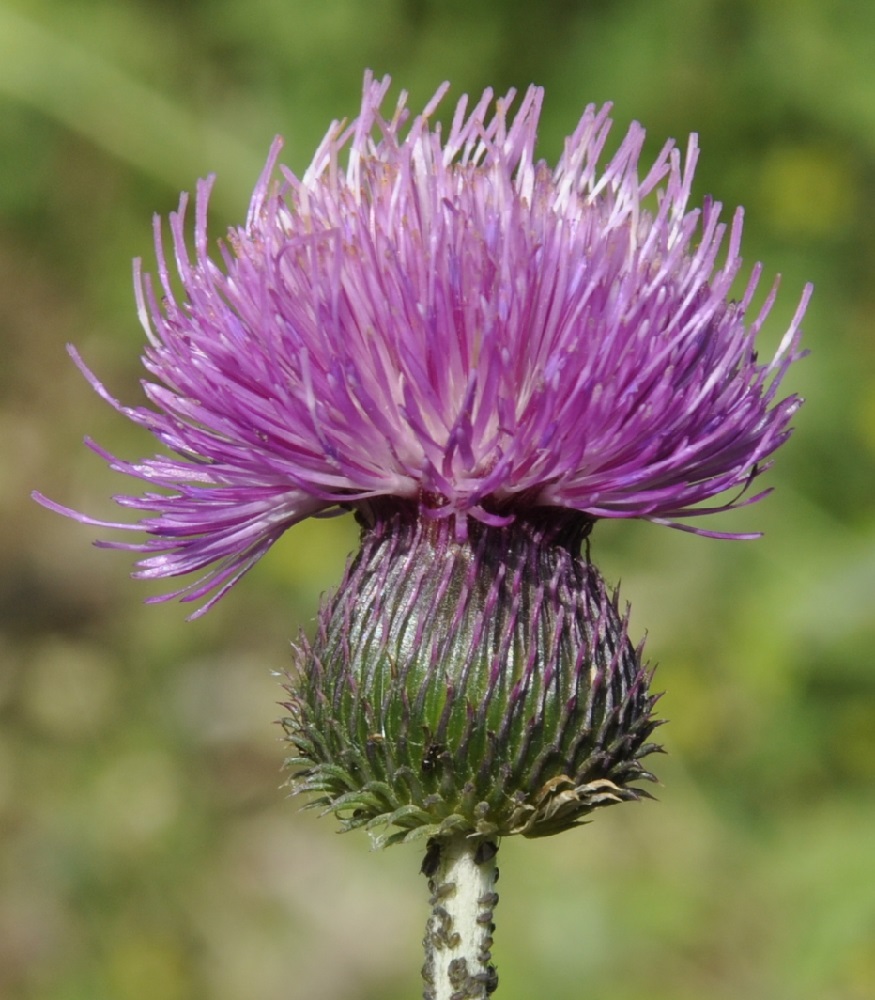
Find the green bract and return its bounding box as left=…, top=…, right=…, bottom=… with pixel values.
left=282, top=502, right=662, bottom=847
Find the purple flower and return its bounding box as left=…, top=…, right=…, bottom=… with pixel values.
left=34, top=73, right=810, bottom=617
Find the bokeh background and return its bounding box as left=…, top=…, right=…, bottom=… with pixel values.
left=4, top=1, right=874, bottom=998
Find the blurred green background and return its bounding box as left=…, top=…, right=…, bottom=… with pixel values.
left=4, top=0, right=874, bottom=998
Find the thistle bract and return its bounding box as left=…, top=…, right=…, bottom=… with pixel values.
left=283, top=502, right=660, bottom=846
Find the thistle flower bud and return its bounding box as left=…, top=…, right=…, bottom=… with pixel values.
left=282, top=501, right=661, bottom=847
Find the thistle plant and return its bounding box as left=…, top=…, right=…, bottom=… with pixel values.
left=35, top=73, right=810, bottom=999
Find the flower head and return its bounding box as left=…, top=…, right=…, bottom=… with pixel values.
left=34, top=72, right=809, bottom=617
left=35, top=74, right=812, bottom=846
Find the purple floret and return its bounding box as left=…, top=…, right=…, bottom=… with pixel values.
left=34, top=72, right=810, bottom=615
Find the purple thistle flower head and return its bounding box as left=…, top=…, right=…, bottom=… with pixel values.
left=34, top=73, right=813, bottom=845
left=34, top=72, right=809, bottom=617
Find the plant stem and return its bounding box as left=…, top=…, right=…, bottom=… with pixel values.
left=420, top=834, right=499, bottom=999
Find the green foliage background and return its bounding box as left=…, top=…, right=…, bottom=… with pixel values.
left=3, top=1, right=874, bottom=998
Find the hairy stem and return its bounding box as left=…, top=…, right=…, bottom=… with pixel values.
left=421, top=835, right=499, bottom=999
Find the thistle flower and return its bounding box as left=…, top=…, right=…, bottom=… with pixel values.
left=35, top=74, right=808, bottom=619
left=34, top=73, right=810, bottom=837
left=36, top=73, right=810, bottom=1000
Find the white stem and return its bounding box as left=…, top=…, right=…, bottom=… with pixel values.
left=421, top=835, right=499, bottom=999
